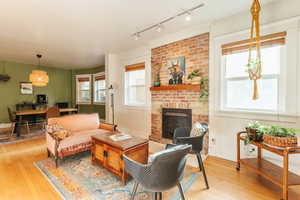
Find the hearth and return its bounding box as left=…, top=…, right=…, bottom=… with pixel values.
left=162, top=108, right=192, bottom=139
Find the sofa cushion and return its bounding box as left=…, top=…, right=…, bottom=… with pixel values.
left=58, top=129, right=109, bottom=151
left=48, top=113, right=100, bottom=133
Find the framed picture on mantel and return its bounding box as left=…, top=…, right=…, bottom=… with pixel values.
left=20, top=82, right=33, bottom=95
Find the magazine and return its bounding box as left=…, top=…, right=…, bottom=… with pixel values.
left=109, top=133, right=132, bottom=141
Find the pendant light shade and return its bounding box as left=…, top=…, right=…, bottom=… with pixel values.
left=29, top=54, right=49, bottom=87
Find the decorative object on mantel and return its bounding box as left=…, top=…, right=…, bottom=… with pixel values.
left=187, top=69, right=208, bottom=99
left=29, top=54, right=49, bottom=87
left=244, top=121, right=298, bottom=148
left=0, top=61, right=10, bottom=82
left=246, top=0, right=262, bottom=100
left=153, top=63, right=161, bottom=87
left=20, top=82, right=33, bottom=95
left=168, top=57, right=185, bottom=85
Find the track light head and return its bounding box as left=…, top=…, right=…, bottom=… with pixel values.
left=156, top=24, right=164, bottom=32
left=134, top=33, right=140, bottom=40
left=185, top=12, right=192, bottom=21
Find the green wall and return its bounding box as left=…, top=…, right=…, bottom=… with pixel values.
left=71, top=66, right=106, bottom=120
left=0, top=61, right=106, bottom=122
left=0, top=61, right=72, bottom=122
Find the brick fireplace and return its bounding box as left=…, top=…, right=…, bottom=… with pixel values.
left=150, top=33, right=209, bottom=154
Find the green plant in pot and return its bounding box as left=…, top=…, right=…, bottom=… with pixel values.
left=245, top=121, right=264, bottom=145
left=262, top=125, right=298, bottom=148
left=187, top=69, right=208, bottom=99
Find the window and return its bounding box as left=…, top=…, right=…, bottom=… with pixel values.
left=221, top=32, right=286, bottom=113
left=94, top=72, right=106, bottom=104
left=76, top=75, right=92, bottom=104
left=125, top=62, right=146, bottom=106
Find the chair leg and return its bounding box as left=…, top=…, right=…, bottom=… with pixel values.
left=196, top=153, right=209, bottom=189
left=130, top=181, right=139, bottom=200
left=47, top=149, right=51, bottom=158
left=177, top=182, right=185, bottom=200
left=26, top=122, right=30, bottom=134
left=152, top=192, right=157, bottom=200
left=159, top=192, right=162, bottom=200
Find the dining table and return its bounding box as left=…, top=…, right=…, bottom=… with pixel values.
left=15, top=108, right=78, bottom=137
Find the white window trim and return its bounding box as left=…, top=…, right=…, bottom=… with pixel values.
left=76, top=74, right=92, bottom=105
left=93, top=72, right=106, bottom=105
left=124, top=68, right=146, bottom=107
left=212, top=19, right=299, bottom=122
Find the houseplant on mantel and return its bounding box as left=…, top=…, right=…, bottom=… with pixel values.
left=187, top=69, right=208, bottom=99
left=245, top=121, right=298, bottom=148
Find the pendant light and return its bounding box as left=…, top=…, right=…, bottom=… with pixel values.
left=29, top=54, right=49, bottom=87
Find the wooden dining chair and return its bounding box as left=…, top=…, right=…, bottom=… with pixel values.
left=46, top=106, right=60, bottom=119
left=7, top=107, right=30, bottom=134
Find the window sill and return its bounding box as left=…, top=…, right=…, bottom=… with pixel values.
left=94, top=102, right=106, bottom=105
left=77, top=102, right=92, bottom=105
left=215, top=109, right=297, bottom=123
left=123, top=104, right=149, bottom=110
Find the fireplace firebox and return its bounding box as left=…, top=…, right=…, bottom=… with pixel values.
left=162, top=108, right=192, bottom=139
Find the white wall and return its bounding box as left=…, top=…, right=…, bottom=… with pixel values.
left=209, top=0, right=300, bottom=175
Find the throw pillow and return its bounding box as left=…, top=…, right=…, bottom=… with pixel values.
left=46, top=123, right=63, bottom=134
left=46, top=123, right=70, bottom=139
left=53, top=129, right=70, bottom=140
left=190, top=122, right=206, bottom=137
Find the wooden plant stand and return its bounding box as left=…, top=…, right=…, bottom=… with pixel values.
left=237, top=131, right=300, bottom=200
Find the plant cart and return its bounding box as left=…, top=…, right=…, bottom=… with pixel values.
left=237, top=131, right=300, bottom=200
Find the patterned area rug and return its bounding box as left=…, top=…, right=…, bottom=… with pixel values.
left=35, top=152, right=199, bottom=200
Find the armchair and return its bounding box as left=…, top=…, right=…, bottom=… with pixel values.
left=124, top=144, right=191, bottom=200
left=167, top=123, right=209, bottom=189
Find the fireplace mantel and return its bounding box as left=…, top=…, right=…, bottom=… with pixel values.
left=150, top=84, right=201, bottom=91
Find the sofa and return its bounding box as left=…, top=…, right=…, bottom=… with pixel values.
left=46, top=113, right=116, bottom=167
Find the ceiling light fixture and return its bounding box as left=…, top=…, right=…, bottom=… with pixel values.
left=185, top=12, right=192, bottom=21
left=156, top=24, right=164, bottom=32
left=131, top=3, right=204, bottom=40
left=29, top=54, right=49, bottom=87
left=134, top=33, right=140, bottom=40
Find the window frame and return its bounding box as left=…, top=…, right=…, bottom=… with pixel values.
left=76, top=74, right=92, bottom=105
left=93, top=72, right=106, bottom=105
left=220, top=46, right=286, bottom=114
left=124, top=63, right=146, bottom=107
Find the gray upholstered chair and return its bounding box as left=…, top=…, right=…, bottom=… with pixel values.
left=124, top=144, right=192, bottom=200
left=167, top=123, right=209, bottom=189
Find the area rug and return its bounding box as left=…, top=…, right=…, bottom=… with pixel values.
left=35, top=152, right=199, bottom=200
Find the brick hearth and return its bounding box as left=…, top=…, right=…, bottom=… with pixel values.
left=150, top=33, right=209, bottom=155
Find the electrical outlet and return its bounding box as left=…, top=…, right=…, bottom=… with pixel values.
left=211, top=138, right=216, bottom=145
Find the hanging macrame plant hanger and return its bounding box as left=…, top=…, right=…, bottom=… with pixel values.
left=247, top=0, right=262, bottom=100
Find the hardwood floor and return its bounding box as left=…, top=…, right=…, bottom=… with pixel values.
left=0, top=138, right=299, bottom=200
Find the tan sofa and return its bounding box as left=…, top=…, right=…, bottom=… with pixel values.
left=46, top=113, right=115, bottom=167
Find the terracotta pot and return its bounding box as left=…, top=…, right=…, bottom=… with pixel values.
left=263, top=135, right=298, bottom=148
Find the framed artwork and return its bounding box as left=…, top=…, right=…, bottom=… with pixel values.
left=167, top=56, right=185, bottom=73
left=167, top=57, right=185, bottom=85
left=20, top=82, right=33, bottom=95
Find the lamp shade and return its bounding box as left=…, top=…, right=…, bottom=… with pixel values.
left=29, top=70, right=49, bottom=87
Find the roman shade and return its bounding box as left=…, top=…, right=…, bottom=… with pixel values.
left=125, top=62, right=145, bottom=72
left=78, top=77, right=90, bottom=82
left=221, top=31, right=287, bottom=55
left=94, top=74, right=105, bottom=81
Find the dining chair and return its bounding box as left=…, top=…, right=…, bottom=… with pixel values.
left=167, top=123, right=209, bottom=189
left=7, top=107, right=30, bottom=134
left=124, top=144, right=192, bottom=200
left=46, top=106, right=60, bottom=119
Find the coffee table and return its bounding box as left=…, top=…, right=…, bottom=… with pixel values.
left=91, top=132, right=149, bottom=184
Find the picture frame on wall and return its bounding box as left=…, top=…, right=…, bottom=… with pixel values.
left=20, top=82, right=33, bottom=95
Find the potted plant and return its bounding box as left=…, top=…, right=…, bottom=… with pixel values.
left=187, top=69, right=209, bottom=99
left=245, top=121, right=264, bottom=145
left=262, top=125, right=298, bottom=148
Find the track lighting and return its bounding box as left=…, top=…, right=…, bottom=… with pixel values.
left=131, top=3, right=204, bottom=40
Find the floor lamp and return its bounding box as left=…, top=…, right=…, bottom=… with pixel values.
left=108, top=84, right=115, bottom=125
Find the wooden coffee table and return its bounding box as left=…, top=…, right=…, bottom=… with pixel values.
left=91, top=132, right=149, bottom=184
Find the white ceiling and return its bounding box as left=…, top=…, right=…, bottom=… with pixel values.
left=0, top=0, right=277, bottom=69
